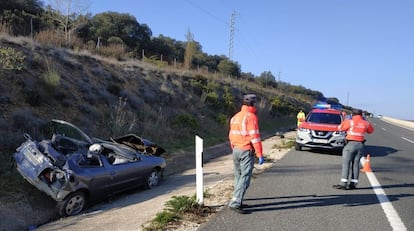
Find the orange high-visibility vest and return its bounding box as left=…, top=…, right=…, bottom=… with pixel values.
left=337, top=115, right=374, bottom=141
left=229, top=105, right=263, bottom=157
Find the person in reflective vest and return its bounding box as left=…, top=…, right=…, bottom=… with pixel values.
left=228, top=94, right=264, bottom=214
left=297, top=110, right=306, bottom=127
left=333, top=109, right=374, bottom=190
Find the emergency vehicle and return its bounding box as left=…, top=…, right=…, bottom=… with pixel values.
left=295, top=103, right=346, bottom=153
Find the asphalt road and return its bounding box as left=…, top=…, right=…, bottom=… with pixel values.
left=199, top=118, right=413, bottom=231
left=366, top=118, right=414, bottom=230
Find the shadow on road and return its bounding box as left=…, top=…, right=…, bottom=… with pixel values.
left=357, top=182, right=414, bottom=190
left=243, top=183, right=414, bottom=212
left=243, top=182, right=414, bottom=212
left=365, top=145, right=398, bottom=157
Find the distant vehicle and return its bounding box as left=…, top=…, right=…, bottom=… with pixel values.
left=13, top=119, right=166, bottom=217
left=295, top=104, right=346, bottom=153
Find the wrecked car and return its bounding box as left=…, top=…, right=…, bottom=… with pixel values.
left=13, top=119, right=166, bottom=217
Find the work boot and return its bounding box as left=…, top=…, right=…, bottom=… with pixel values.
left=332, top=184, right=347, bottom=190
left=229, top=206, right=247, bottom=214
left=241, top=202, right=248, bottom=208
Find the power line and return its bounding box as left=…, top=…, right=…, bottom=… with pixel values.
left=184, top=0, right=228, bottom=25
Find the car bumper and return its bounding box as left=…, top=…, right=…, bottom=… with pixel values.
left=296, top=132, right=345, bottom=149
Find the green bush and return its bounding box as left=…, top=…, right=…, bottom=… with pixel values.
left=165, top=195, right=197, bottom=213
left=273, top=138, right=295, bottom=149
left=143, top=55, right=167, bottom=68
left=96, top=44, right=125, bottom=60
left=143, top=195, right=197, bottom=230
left=205, top=91, right=219, bottom=107
left=216, top=113, right=228, bottom=126
left=270, top=95, right=297, bottom=115
left=223, top=86, right=236, bottom=111
left=153, top=210, right=180, bottom=225
left=173, top=113, right=198, bottom=130
left=189, top=79, right=203, bottom=90
left=0, top=46, right=25, bottom=71
left=204, top=79, right=219, bottom=92
left=41, top=58, right=60, bottom=91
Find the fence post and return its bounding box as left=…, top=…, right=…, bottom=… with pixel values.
left=195, top=135, right=204, bottom=205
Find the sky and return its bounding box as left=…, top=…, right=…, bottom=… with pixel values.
left=88, top=0, right=414, bottom=120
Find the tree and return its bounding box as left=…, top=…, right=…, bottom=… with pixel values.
left=0, top=0, right=44, bottom=36
left=326, top=97, right=340, bottom=105
left=240, top=72, right=256, bottom=81
left=199, top=54, right=225, bottom=73
left=147, top=35, right=185, bottom=64
left=184, top=29, right=196, bottom=70
left=43, top=0, right=91, bottom=44
left=217, top=59, right=241, bottom=77
left=88, top=11, right=151, bottom=51
left=257, top=71, right=277, bottom=88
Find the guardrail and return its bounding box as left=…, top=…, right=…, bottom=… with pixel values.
left=381, top=116, right=414, bottom=130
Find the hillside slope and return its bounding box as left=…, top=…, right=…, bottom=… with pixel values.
left=0, top=35, right=315, bottom=230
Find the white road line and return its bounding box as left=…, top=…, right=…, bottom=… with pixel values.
left=360, top=157, right=407, bottom=231
left=401, top=137, right=414, bottom=143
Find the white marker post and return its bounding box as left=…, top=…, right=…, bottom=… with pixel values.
left=195, top=135, right=204, bottom=205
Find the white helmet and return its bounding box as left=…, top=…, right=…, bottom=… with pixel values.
left=88, top=144, right=102, bottom=155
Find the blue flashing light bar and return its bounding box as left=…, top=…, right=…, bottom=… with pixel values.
left=313, top=102, right=342, bottom=110
left=313, top=103, right=331, bottom=109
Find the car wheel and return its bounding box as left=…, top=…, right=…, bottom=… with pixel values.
left=144, top=169, right=160, bottom=189
left=57, top=191, right=86, bottom=217
left=295, top=142, right=302, bottom=151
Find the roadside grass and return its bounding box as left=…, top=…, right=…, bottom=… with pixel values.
left=260, top=117, right=296, bottom=134
left=0, top=152, right=45, bottom=202
left=272, top=138, right=296, bottom=150
left=142, top=193, right=215, bottom=231
left=0, top=152, right=20, bottom=194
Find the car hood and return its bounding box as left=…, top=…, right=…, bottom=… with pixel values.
left=300, top=122, right=339, bottom=132
left=111, top=134, right=166, bottom=156
left=51, top=120, right=166, bottom=156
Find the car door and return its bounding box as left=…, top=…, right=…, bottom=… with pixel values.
left=102, top=153, right=151, bottom=193
left=73, top=155, right=113, bottom=198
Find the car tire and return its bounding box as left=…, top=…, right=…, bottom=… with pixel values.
left=144, top=169, right=160, bottom=189
left=295, top=142, right=302, bottom=151
left=57, top=191, right=87, bottom=217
